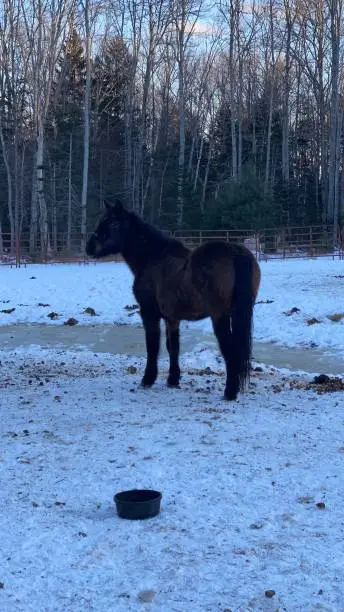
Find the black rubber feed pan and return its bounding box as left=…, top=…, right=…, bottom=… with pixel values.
left=114, top=489, right=162, bottom=520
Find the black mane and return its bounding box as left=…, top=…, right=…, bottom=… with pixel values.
left=123, top=211, right=188, bottom=269
left=130, top=211, right=170, bottom=244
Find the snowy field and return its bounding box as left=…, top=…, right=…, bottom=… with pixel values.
left=0, top=257, right=344, bottom=354
left=1, top=258, right=344, bottom=611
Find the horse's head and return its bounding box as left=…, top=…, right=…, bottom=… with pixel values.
left=86, top=199, right=130, bottom=258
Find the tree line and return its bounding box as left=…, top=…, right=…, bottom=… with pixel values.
left=0, top=0, right=343, bottom=258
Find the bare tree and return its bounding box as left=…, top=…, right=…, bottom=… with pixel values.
left=148, top=35, right=176, bottom=222
left=21, top=0, right=72, bottom=257
left=122, top=0, right=146, bottom=209
left=0, top=0, right=31, bottom=259
left=80, top=0, right=91, bottom=251
left=295, top=0, right=330, bottom=218
left=173, top=0, right=203, bottom=227
left=138, top=0, right=172, bottom=215
left=326, top=0, right=344, bottom=231
left=264, top=0, right=278, bottom=195
left=79, top=0, right=102, bottom=250
left=281, top=0, right=298, bottom=184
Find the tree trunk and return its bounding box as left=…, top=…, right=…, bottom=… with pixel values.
left=13, top=129, right=20, bottom=265
left=52, top=163, right=57, bottom=253
left=264, top=0, right=276, bottom=196
left=177, top=19, right=186, bottom=228
left=30, top=160, right=38, bottom=256
left=19, top=140, right=26, bottom=237
left=81, top=0, right=91, bottom=251
left=264, top=86, right=273, bottom=195
left=328, top=0, right=342, bottom=228
left=67, top=132, right=73, bottom=252
left=333, top=109, right=343, bottom=240
left=0, top=114, right=15, bottom=253
left=229, top=0, right=237, bottom=180
left=137, top=50, right=153, bottom=215
left=252, top=114, right=257, bottom=170
left=188, top=131, right=197, bottom=178
left=193, top=136, right=204, bottom=192
left=124, top=108, right=133, bottom=207
left=158, top=159, right=169, bottom=218
left=282, top=0, right=292, bottom=183
left=37, top=117, right=50, bottom=260
left=250, top=80, right=257, bottom=171
left=237, top=6, right=243, bottom=182
left=340, top=172, right=344, bottom=226
left=201, top=145, right=212, bottom=213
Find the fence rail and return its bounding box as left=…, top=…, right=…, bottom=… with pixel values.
left=174, top=225, right=342, bottom=260
left=0, top=225, right=343, bottom=266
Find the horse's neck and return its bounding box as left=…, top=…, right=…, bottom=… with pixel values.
left=122, top=251, right=145, bottom=276
left=121, top=229, right=169, bottom=276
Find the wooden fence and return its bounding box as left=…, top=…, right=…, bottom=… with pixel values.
left=0, top=224, right=343, bottom=266
left=174, top=225, right=342, bottom=260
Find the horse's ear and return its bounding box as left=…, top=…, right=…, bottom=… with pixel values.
left=104, top=198, right=125, bottom=216
left=114, top=199, right=124, bottom=213
left=104, top=199, right=113, bottom=211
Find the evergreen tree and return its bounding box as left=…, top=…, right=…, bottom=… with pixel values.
left=90, top=37, right=133, bottom=213
left=46, top=26, right=86, bottom=246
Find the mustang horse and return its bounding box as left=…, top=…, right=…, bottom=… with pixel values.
left=86, top=200, right=261, bottom=400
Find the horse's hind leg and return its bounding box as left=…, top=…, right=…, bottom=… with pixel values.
left=212, top=314, right=238, bottom=401
left=165, top=319, right=181, bottom=387
left=141, top=314, right=161, bottom=387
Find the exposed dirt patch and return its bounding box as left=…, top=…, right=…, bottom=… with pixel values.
left=291, top=374, right=344, bottom=394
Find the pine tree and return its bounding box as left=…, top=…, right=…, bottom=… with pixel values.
left=47, top=26, right=86, bottom=251
left=90, top=37, right=133, bottom=209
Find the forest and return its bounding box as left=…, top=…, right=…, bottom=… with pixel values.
left=0, top=0, right=343, bottom=257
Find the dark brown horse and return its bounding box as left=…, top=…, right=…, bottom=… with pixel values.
left=86, top=200, right=261, bottom=400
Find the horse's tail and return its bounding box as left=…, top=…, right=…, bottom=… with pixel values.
left=230, top=254, right=256, bottom=393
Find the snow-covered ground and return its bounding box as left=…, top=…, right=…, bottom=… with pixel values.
left=1, top=258, right=344, bottom=611
left=1, top=347, right=344, bottom=612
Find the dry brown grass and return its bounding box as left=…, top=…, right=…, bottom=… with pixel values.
left=327, top=312, right=344, bottom=322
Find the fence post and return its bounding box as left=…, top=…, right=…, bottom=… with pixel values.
left=309, top=226, right=313, bottom=257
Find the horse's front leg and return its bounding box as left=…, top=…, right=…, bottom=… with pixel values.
left=165, top=319, right=181, bottom=387
left=141, top=314, right=161, bottom=388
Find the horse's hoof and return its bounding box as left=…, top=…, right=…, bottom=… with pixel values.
left=141, top=377, right=156, bottom=388
left=167, top=380, right=180, bottom=388
left=167, top=373, right=180, bottom=387
left=223, top=392, right=237, bottom=401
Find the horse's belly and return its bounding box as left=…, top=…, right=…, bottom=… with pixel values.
left=183, top=312, right=209, bottom=321
left=162, top=305, right=208, bottom=321
left=158, top=284, right=208, bottom=321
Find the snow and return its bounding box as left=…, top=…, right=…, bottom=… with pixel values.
left=1, top=347, right=344, bottom=611
left=1, top=257, right=344, bottom=354
left=1, top=257, right=344, bottom=610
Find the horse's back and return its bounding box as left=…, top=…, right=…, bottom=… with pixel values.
left=191, top=239, right=257, bottom=262
left=190, top=240, right=260, bottom=300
